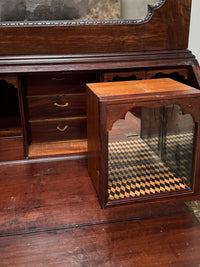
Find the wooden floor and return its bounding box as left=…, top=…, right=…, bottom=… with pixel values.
left=0, top=157, right=200, bottom=266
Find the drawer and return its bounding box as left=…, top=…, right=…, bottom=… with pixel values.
left=29, top=117, right=87, bottom=142
left=24, top=72, right=97, bottom=96
left=26, top=94, right=86, bottom=119
left=103, top=71, right=145, bottom=82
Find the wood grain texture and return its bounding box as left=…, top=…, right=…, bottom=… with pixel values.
left=87, top=89, right=101, bottom=197
left=28, top=117, right=87, bottom=142
left=0, top=137, right=24, bottom=161
left=0, top=0, right=191, bottom=55
left=87, top=78, right=200, bottom=207
left=28, top=140, right=87, bottom=158
left=87, top=78, right=200, bottom=100
left=0, top=214, right=200, bottom=267
left=26, top=94, right=86, bottom=120
left=0, top=50, right=196, bottom=74
left=0, top=158, right=197, bottom=236
left=0, top=158, right=200, bottom=266
left=24, top=72, right=97, bottom=95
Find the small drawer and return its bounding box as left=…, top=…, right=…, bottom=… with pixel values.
left=26, top=94, right=86, bottom=120
left=24, top=72, right=97, bottom=96
left=103, top=71, right=145, bottom=82
left=29, top=117, right=87, bottom=142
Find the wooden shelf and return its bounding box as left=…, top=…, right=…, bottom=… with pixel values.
left=28, top=139, right=88, bottom=159
left=0, top=116, right=22, bottom=137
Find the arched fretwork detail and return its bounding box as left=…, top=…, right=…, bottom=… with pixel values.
left=150, top=71, right=188, bottom=84
left=106, top=98, right=200, bottom=131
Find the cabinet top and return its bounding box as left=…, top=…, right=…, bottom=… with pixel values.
left=86, top=78, right=200, bottom=103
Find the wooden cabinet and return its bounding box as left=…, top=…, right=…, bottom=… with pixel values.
left=0, top=63, right=199, bottom=162
left=87, top=78, right=200, bottom=207
left=0, top=0, right=200, bottom=212
left=21, top=71, right=97, bottom=158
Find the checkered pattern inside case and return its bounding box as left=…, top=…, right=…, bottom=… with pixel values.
left=108, top=135, right=192, bottom=201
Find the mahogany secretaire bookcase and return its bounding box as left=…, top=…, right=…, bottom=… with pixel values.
left=0, top=0, right=200, bottom=206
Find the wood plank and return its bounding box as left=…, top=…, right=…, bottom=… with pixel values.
left=0, top=158, right=200, bottom=266
left=0, top=158, right=198, bottom=237
left=0, top=213, right=200, bottom=266
left=28, top=140, right=88, bottom=158
left=86, top=78, right=200, bottom=100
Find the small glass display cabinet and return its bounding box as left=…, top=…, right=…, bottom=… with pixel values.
left=87, top=78, right=200, bottom=208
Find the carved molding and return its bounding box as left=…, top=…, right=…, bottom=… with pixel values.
left=0, top=0, right=166, bottom=27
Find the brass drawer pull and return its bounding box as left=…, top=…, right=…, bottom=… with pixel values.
left=54, top=102, right=69, bottom=108
left=57, top=125, right=68, bottom=132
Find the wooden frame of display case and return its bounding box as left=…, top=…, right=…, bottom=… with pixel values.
left=87, top=78, right=200, bottom=208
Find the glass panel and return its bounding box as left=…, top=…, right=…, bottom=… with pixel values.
left=162, top=105, right=194, bottom=186
left=141, top=107, right=162, bottom=156
left=0, top=0, right=164, bottom=24
left=108, top=105, right=194, bottom=202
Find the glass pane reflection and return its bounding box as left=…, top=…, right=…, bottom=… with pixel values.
left=108, top=105, right=194, bottom=201
left=0, top=0, right=161, bottom=22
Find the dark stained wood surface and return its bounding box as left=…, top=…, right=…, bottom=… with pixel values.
left=0, top=50, right=197, bottom=74
left=0, top=0, right=200, bottom=262
left=0, top=137, right=24, bottom=162
left=26, top=94, right=86, bottom=120
left=0, top=158, right=200, bottom=266
left=0, top=0, right=191, bottom=56
left=0, top=158, right=197, bottom=236
left=28, top=117, right=87, bottom=142
left=1, top=214, right=200, bottom=267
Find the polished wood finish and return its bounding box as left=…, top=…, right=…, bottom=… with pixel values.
left=24, top=72, right=96, bottom=95
left=26, top=94, right=86, bottom=120
left=29, top=117, right=87, bottom=142
left=0, top=0, right=191, bottom=56
left=20, top=71, right=96, bottom=158
left=1, top=62, right=199, bottom=161
left=0, top=158, right=200, bottom=266
left=87, top=78, right=200, bottom=100
left=0, top=137, right=24, bottom=161
left=87, top=78, right=200, bottom=207
left=28, top=140, right=87, bottom=159
left=0, top=2, right=200, bottom=263
left=0, top=50, right=197, bottom=74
